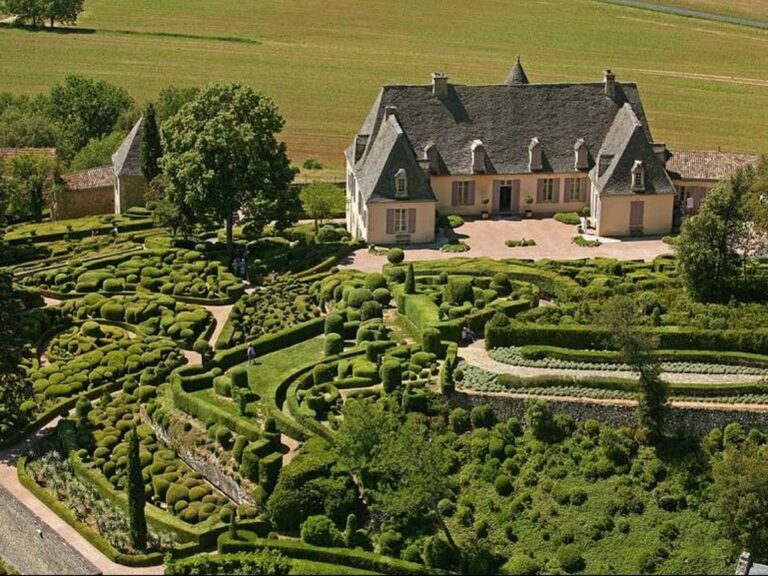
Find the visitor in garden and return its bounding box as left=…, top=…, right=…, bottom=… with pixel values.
left=232, top=256, right=240, bottom=276
left=462, top=323, right=477, bottom=344
left=247, top=344, right=256, bottom=364
left=239, top=256, right=247, bottom=279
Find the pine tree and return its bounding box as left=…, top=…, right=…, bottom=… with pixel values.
left=140, top=103, right=162, bottom=182
left=127, top=428, right=147, bottom=550
left=404, top=263, right=416, bottom=294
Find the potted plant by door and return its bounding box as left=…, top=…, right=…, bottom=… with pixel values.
left=481, top=197, right=490, bottom=219
left=524, top=195, right=534, bottom=218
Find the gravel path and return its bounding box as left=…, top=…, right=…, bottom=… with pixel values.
left=461, top=342, right=767, bottom=384
left=595, top=0, right=768, bottom=30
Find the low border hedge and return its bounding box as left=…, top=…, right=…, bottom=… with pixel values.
left=219, top=532, right=437, bottom=575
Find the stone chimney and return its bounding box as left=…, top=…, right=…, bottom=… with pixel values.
left=604, top=69, right=616, bottom=99
left=431, top=72, right=448, bottom=98
left=652, top=143, right=668, bottom=167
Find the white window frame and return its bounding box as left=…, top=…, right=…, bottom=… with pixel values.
left=633, top=170, right=644, bottom=190
left=393, top=208, right=409, bottom=233
left=542, top=179, right=555, bottom=203
left=456, top=181, right=472, bottom=205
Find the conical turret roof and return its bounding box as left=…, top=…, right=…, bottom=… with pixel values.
left=505, top=56, right=529, bottom=86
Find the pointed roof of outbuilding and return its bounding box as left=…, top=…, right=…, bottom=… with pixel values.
left=112, top=116, right=144, bottom=177
left=505, top=56, right=529, bottom=86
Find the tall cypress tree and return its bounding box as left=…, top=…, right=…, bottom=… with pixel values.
left=404, top=263, right=416, bottom=294
left=127, top=428, right=147, bottom=550
left=140, top=103, right=162, bottom=182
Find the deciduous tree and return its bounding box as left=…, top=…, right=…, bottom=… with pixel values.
left=0, top=272, right=30, bottom=443
left=161, top=83, right=298, bottom=260
left=3, top=152, right=56, bottom=222
left=300, top=181, right=339, bottom=232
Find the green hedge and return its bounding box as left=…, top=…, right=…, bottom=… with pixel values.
left=6, top=219, right=155, bottom=245
left=213, top=317, right=325, bottom=370
left=486, top=323, right=768, bottom=355
left=219, top=533, right=435, bottom=575
left=17, top=455, right=165, bottom=567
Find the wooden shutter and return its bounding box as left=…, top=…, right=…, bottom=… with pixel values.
left=564, top=178, right=572, bottom=201
left=468, top=181, right=476, bottom=205
left=407, top=208, right=416, bottom=233
left=492, top=181, right=501, bottom=213
left=581, top=177, right=590, bottom=201
left=536, top=179, right=544, bottom=203
left=512, top=180, right=521, bottom=212
left=386, top=209, right=395, bottom=234
left=552, top=179, right=560, bottom=204
left=451, top=182, right=459, bottom=206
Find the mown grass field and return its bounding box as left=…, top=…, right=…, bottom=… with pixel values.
left=2, top=0, right=768, bottom=176
left=642, top=0, right=768, bottom=21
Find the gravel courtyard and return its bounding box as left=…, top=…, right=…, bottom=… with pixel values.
left=339, top=217, right=673, bottom=273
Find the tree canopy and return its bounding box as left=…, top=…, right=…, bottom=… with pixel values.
left=300, top=181, right=341, bottom=231
left=49, top=75, right=133, bottom=153
left=140, top=103, right=162, bottom=182
left=677, top=158, right=768, bottom=302
left=160, top=83, right=299, bottom=258
left=4, top=0, right=84, bottom=27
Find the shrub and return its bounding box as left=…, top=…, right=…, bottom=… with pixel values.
left=554, top=212, right=581, bottom=226
left=324, top=333, right=344, bottom=357
left=360, top=300, right=382, bottom=322
left=503, top=555, right=540, bottom=575
left=422, top=535, right=456, bottom=571
left=313, top=364, right=334, bottom=386
left=470, top=404, right=495, bottom=429
left=443, top=277, right=474, bottom=305
left=348, top=288, right=373, bottom=308
left=422, top=328, right=442, bottom=355
left=556, top=545, right=585, bottom=573
left=364, top=273, right=387, bottom=292
left=495, top=474, right=513, bottom=497
left=300, top=515, right=344, bottom=547
left=380, top=359, right=402, bottom=393
left=372, top=287, right=392, bottom=306
left=449, top=408, right=470, bottom=433
left=324, top=313, right=344, bottom=336
left=387, top=247, right=405, bottom=264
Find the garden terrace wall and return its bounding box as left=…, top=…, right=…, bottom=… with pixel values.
left=213, top=317, right=325, bottom=370
left=486, top=323, right=768, bottom=355
left=218, top=533, right=437, bottom=575
left=450, top=391, right=768, bottom=435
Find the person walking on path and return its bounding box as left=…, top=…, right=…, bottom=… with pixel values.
left=246, top=344, right=256, bottom=365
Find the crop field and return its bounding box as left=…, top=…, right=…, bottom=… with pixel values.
left=2, top=0, right=768, bottom=175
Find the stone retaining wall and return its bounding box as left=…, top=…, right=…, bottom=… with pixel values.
left=450, top=392, right=768, bottom=435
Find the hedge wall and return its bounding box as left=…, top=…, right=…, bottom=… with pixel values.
left=486, top=323, right=768, bottom=355
left=6, top=219, right=155, bottom=246
left=213, top=317, right=325, bottom=370
left=218, top=533, right=436, bottom=576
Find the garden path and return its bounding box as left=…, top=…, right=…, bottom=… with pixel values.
left=0, top=417, right=164, bottom=575
left=280, top=434, right=301, bottom=465
left=461, top=340, right=766, bottom=385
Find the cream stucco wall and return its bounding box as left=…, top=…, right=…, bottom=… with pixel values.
left=596, top=194, right=675, bottom=237
left=365, top=201, right=436, bottom=245
left=430, top=173, right=590, bottom=216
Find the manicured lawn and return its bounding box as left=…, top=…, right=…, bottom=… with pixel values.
left=638, top=0, right=768, bottom=21
left=1, top=0, right=767, bottom=176
left=246, top=337, right=325, bottom=399
left=290, top=559, right=378, bottom=575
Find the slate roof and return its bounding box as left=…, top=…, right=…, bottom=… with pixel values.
left=667, top=149, right=759, bottom=181
left=592, top=104, right=675, bottom=196
left=354, top=77, right=652, bottom=188
left=505, top=57, right=529, bottom=86
left=112, top=117, right=144, bottom=177
left=63, top=166, right=114, bottom=191
left=0, top=148, right=56, bottom=163
left=352, top=114, right=436, bottom=203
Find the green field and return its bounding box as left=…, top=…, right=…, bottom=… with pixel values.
left=642, top=0, right=768, bottom=21
left=2, top=0, right=768, bottom=176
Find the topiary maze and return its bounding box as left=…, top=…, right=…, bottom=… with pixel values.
left=8, top=215, right=768, bottom=575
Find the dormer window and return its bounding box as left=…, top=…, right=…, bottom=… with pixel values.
left=598, top=154, right=613, bottom=177
left=631, top=160, right=645, bottom=192
left=471, top=140, right=486, bottom=173
left=574, top=138, right=588, bottom=170
left=395, top=168, right=408, bottom=198
left=529, top=138, right=542, bottom=172
left=424, top=143, right=439, bottom=175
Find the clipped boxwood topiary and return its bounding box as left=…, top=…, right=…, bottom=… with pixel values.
left=324, top=313, right=344, bottom=336
left=312, top=363, right=334, bottom=386
left=324, top=333, right=344, bottom=357
left=301, top=515, right=343, bottom=547
left=360, top=300, right=382, bottom=322
left=387, top=247, right=405, bottom=264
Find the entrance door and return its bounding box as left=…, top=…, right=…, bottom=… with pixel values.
left=496, top=180, right=520, bottom=214
left=499, top=185, right=512, bottom=212
left=629, top=201, right=644, bottom=235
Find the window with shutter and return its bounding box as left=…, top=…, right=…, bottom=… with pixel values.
left=454, top=181, right=473, bottom=205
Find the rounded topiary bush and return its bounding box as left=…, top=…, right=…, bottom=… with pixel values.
left=364, top=273, right=387, bottom=292
left=165, top=483, right=190, bottom=506
left=324, top=333, right=344, bottom=357
left=387, top=247, right=405, bottom=264
left=372, top=287, right=392, bottom=306
left=495, top=474, right=514, bottom=496
left=503, top=555, right=541, bottom=575
left=379, top=359, right=402, bottom=393
left=312, top=363, right=334, bottom=386
left=324, top=313, right=345, bottom=336
left=300, top=515, right=343, bottom=547
left=556, top=545, right=585, bottom=574
left=422, top=534, right=457, bottom=571
left=360, top=300, right=382, bottom=322
left=422, top=328, right=442, bottom=355
left=347, top=288, right=373, bottom=309
left=443, top=277, right=474, bottom=305
left=100, top=302, right=125, bottom=322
